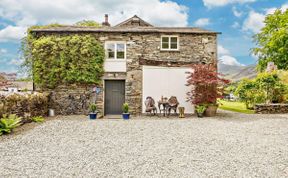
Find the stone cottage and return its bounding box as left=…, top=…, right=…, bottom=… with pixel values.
left=32, top=15, right=220, bottom=116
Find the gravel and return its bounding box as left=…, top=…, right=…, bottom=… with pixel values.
left=0, top=111, right=288, bottom=177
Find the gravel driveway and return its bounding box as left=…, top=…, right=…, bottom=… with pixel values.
left=0, top=112, right=288, bottom=177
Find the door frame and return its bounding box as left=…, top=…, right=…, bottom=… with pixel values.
left=104, top=79, right=126, bottom=115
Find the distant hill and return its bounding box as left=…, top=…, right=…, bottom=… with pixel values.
left=218, top=63, right=257, bottom=82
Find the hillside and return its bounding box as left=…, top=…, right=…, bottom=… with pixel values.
left=218, top=63, right=257, bottom=82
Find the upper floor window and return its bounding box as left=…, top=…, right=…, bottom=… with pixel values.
left=105, top=42, right=126, bottom=60
left=161, top=36, right=179, bottom=50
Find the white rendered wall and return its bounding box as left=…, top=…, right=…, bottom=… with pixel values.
left=104, top=60, right=126, bottom=72
left=142, top=66, right=194, bottom=113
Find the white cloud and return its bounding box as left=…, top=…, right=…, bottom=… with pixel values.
left=218, top=45, right=244, bottom=66
left=194, top=18, right=210, bottom=27
left=243, top=3, right=288, bottom=34
left=266, top=4, right=288, bottom=15
left=220, top=55, right=244, bottom=66
left=0, top=0, right=188, bottom=42
left=232, top=6, right=242, bottom=17
left=0, top=25, right=26, bottom=42
left=0, top=0, right=188, bottom=27
left=242, top=11, right=265, bottom=33
left=218, top=45, right=230, bottom=56
left=203, top=0, right=256, bottom=8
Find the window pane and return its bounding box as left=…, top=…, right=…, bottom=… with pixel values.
left=170, top=43, right=178, bottom=49
left=171, top=37, right=177, bottom=43
left=107, top=43, right=115, bottom=58
left=117, top=51, right=125, bottom=59
left=162, top=42, right=169, bottom=49
left=116, top=44, right=125, bottom=59
left=108, top=52, right=115, bottom=58
left=162, top=37, right=169, bottom=43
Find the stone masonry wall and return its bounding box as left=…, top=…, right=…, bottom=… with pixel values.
left=40, top=32, right=217, bottom=115
left=255, top=104, right=288, bottom=114
left=47, top=85, right=104, bottom=116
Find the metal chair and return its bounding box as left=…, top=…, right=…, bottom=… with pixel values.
left=144, top=96, right=157, bottom=116
left=167, top=96, right=179, bottom=116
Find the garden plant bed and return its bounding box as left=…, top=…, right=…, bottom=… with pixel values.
left=0, top=112, right=287, bottom=177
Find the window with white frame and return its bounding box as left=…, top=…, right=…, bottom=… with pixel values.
left=161, top=36, right=179, bottom=50
left=105, top=42, right=126, bottom=60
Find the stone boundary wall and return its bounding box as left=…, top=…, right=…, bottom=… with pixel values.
left=46, top=85, right=103, bottom=116
left=0, top=93, right=48, bottom=122
left=255, top=104, right=288, bottom=114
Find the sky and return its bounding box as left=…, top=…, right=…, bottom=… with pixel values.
left=0, top=0, right=287, bottom=75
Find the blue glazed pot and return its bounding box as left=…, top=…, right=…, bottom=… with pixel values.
left=89, top=113, right=97, bottom=119
left=122, top=113, right=130, bottom=120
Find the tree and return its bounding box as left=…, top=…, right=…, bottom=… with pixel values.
left=253, top=9, right=288, bottom=71
left=75, top=20, right=101, bottom=27
left=186, top=64, right=229, bottom=105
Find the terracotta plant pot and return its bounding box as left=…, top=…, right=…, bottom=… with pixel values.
left=204, top=105, right=218, bottom=117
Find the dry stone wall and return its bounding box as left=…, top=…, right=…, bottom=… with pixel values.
left=255, top=104, right=288, bottom=114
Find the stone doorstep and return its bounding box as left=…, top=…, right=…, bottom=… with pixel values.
left=103, top=115, right=122, bottom=119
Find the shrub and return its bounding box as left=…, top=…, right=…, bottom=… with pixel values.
left=186, top=63, right=230, bottom=105
left=122, top=103, right=129, bottom=113
left=235, top=71, right=288, bottom=108
left=235, top=79, right=265, bottom=109
left=89, top=103, right=97, bottom=113
left=30, top=116, right=45, bottom=123
left=255, top=71, right=288, bottom=103
left=195, top=105, right=206, bottom=114
left=0, top=114, right=22, bottom=135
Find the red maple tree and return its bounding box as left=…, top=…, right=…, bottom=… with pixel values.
left=186, top=63, right=230, bottom=105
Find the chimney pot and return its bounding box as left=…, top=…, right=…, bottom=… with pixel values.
left=102, top=14, right=110, bottom=27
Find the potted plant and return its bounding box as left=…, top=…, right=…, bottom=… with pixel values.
left=186, top=63, right=230, bottom=117
left=89, top=103, right=97, bottom=119
left=122, top=103, right=130, bottom=120
left=195, top=105, right=206, bottom=118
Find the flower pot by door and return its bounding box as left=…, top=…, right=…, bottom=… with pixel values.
left=204, top=105, right=218, bottom=117
left=89, top=113, right=97, bottom=119
left=122, top=113, right=130, bottom=120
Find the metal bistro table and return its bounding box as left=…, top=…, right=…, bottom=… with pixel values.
left=158, top=100, right=169, bottom=116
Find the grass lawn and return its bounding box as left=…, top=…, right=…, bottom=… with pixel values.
left=219, top=100, right=255, bottom=114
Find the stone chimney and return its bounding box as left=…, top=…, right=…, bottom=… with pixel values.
left=102, top=14, right=110, bottom=27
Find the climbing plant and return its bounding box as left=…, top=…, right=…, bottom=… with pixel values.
left=21, top=25, right=105, bottom=89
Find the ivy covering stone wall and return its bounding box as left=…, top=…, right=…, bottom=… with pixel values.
left=22, top=27, right=105, bottom=89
